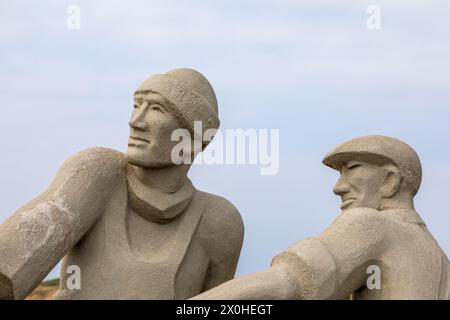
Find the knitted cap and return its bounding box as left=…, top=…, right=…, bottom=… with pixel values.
left=135, top=68, right=220, bottom=139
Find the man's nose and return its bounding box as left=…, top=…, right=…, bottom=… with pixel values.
left=129, top=104, right=148, bottom=130
left=333, top=175, right=349, bottom=196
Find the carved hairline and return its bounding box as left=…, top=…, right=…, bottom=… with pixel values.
left=135, top=74, right=220, bottom=133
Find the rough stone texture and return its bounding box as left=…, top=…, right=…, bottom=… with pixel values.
left=193, top=135, right=450, bottom=300
left=0, top=68, right=244, bottom=300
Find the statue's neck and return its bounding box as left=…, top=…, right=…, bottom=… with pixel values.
left=379, top=193, right=415, bottom=211
left=128, top=163, right=191, bottom=194
left=126, top=163, right=194, bottom=224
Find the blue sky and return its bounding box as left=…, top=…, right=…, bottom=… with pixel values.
left=1, top=0, right=450, bottom=280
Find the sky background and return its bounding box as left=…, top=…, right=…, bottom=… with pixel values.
left=1, top=0, right=450, bottom=281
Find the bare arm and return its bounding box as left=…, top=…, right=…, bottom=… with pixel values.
left=0, top=147, right=125, bottom=299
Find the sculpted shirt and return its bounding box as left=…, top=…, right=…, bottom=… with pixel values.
left=0, top=147, right=244, bottom=300
left=272, top=207, right=450, bottom=300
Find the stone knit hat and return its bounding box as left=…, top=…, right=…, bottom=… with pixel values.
left=322, top=135, right=422, bottom=196
left=135, top=68, right=220, bottom=146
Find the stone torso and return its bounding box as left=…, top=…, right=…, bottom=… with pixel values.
left=352, top=210, right=448, bottom=300
left=273, top=208, right=449, bottom=300
left=0, top=147, right=243, bottom=300
left=55, top=169, right=211, bottom=300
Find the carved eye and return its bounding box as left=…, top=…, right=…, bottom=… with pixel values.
left=133, top=99, right=142, bottom=109
left=150, top=104, right=164, bottom=112
left=347, top=163, right=361, bottom=170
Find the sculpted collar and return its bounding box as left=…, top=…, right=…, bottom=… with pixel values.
left=127, top=170, right=194, bottom=224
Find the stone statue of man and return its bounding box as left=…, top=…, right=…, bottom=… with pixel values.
left=0, top=68, right=244, bottom=300
left=193, top=135, right=449, bottom=300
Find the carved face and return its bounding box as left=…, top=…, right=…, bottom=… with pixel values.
left=333, top=160, right=391, bottom=211
left=126, top=92, right=181, bottom=168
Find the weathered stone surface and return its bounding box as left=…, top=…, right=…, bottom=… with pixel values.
left=0, top=68, right=244, bottom=300
left=193, top=136, right=450, bottom=300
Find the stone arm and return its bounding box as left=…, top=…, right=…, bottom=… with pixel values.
left=192, top=207, right=387, bottom=300
left=304, top=207, right=388, bottom=299
left=197, top=195, right=245, bottom=294
left=0, top=147, right=125, bottom=299
left=191, top=264, right=297, bottom=300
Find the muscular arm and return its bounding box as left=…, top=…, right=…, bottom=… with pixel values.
left=0, top=147, right=125, bottom=299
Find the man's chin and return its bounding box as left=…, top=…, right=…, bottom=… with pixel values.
left=125, top=153, right=175, bottom=169
left=340, top=199, right=356, bottom=211
left=341, top=203, right=382, bottom=213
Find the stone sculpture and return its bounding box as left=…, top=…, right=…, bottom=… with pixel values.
left=0, top=68, right=244, bottom=300
left=193, top=135, right=450, bottom=300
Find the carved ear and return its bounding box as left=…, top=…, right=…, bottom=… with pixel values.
left=381, top=164, right=401, bottom=198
